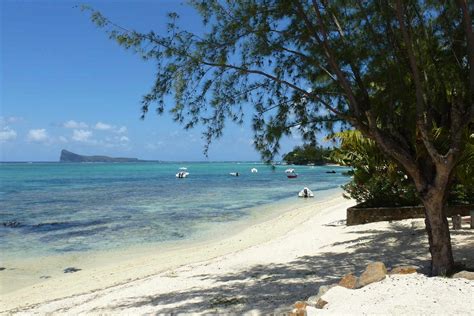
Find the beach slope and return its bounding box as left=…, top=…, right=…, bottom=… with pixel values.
left=2, top=195, right=472, bottom=314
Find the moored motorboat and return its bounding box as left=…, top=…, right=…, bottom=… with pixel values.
left=251, top=168, right=258, bottom=173
left=176, top=171, right=189, bottom=178
left=230, top=172, right=240, bottom=176
left=298, top=187, right=314, bottom=198
left=287, top=172, right=298, bottom=178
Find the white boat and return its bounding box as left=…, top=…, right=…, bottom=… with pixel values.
left=179, top=167, right=187, bottom=170
left=298, top=187, right=314, bottom=198
left=287, top=171, right=298, bottom=178
left=176, top=171, right=189, bottom=178
left=285, top=168, right=295, bottom=173
left=229, top=172, right=240, bottom=177
left=251, top=168, right=258, bottom=173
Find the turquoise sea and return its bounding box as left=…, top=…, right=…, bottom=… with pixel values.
left=0, top=162, right=350, bottom=259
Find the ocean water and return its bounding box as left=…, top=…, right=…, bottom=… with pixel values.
left=0, top=162, right=350, bottom=259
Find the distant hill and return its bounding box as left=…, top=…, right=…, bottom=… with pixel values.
left=59, top=149, right=143, bottom=163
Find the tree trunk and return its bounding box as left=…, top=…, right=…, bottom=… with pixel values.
left=421, top=192, right=455, bottom=276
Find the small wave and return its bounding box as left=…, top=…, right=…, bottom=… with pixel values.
left=39, top=227, right=105, bottom=242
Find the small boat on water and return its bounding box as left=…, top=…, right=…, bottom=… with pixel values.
left=251, top=168, right=258, bottom=173
left=230, top=172, right=240, bottom=177
left=176, top=171, right=189, bottom=178
left=179, top=167, right=188, bottom=170
left=298, top=187, right=314, bottom=198
left=285, top=168, right=298, bottom=178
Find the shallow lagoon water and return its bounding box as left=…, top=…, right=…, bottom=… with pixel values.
left=0, top=162, right=350, bottom=259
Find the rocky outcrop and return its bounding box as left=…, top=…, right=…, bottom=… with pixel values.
left=290, top=301, right=307, bottom=316
left=451, top=270, right=474, bottom=280
left=357, top=262, right=387, bottom=287
left=389, top=265, right=419, bottom=275
left=59, top=149, right=141, bottom=163
left=290, top=261, right=413, bottom=313
left=338, top=273, right=358, bottom=289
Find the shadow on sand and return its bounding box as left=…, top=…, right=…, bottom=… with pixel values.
left=96, top=222, right=472, bottom=314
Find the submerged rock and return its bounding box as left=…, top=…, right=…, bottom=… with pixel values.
left=357, top=262, right=387, bottom=287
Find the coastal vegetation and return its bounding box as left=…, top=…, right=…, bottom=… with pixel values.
left=331, top=130, right=474, bottom=208
left=282, top=144, right=334, bottom=165
left=83, top=1, right=474, bottom=276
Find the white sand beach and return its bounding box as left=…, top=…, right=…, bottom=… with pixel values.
left=1, top=194, right=473, bottom=314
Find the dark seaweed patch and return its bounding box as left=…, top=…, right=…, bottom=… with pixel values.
left=2, top=221, right=22, bottom=228
left=31, top=219, right=109, bottom=233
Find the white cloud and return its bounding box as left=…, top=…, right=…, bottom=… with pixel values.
left=119, top=136, right=129, bottom=142
left=0, top=116, right=24, bottom=127
left=58, top=136, right=68, bottom=143
left=72, top=129, right=93, bottom=142
left=63, top=120, right=88, bottom=129
left=9, top=117, right=23, bottom=123
left=94, top=122, right=113, bottom=130
left=0, top=126, right=17, bottom=142
left=115, top=126, right=127, bottom=134
left=27, top=129, right=49, bottom=142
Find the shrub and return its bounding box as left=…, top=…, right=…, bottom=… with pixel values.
left=331, top=131, right=473, bottom=207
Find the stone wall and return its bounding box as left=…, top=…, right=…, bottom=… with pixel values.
left=347, top=204, right=473, bottom=226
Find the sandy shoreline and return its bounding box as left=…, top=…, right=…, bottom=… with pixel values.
left=1, top=193, right=473, bottom=314
left=1, top=192, right=349, bottom=312
left=0, top=191, right=339, bottom=295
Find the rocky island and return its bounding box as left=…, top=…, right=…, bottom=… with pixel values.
left=59, top=149, right=143, bottom=163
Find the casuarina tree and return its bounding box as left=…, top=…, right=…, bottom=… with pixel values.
left=83, top=1, right=474, bottom=276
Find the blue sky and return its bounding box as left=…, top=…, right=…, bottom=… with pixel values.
left=1, top=0, right=307, bottom=161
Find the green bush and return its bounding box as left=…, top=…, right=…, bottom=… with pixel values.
left=331, top=131, right=473, bottom=207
